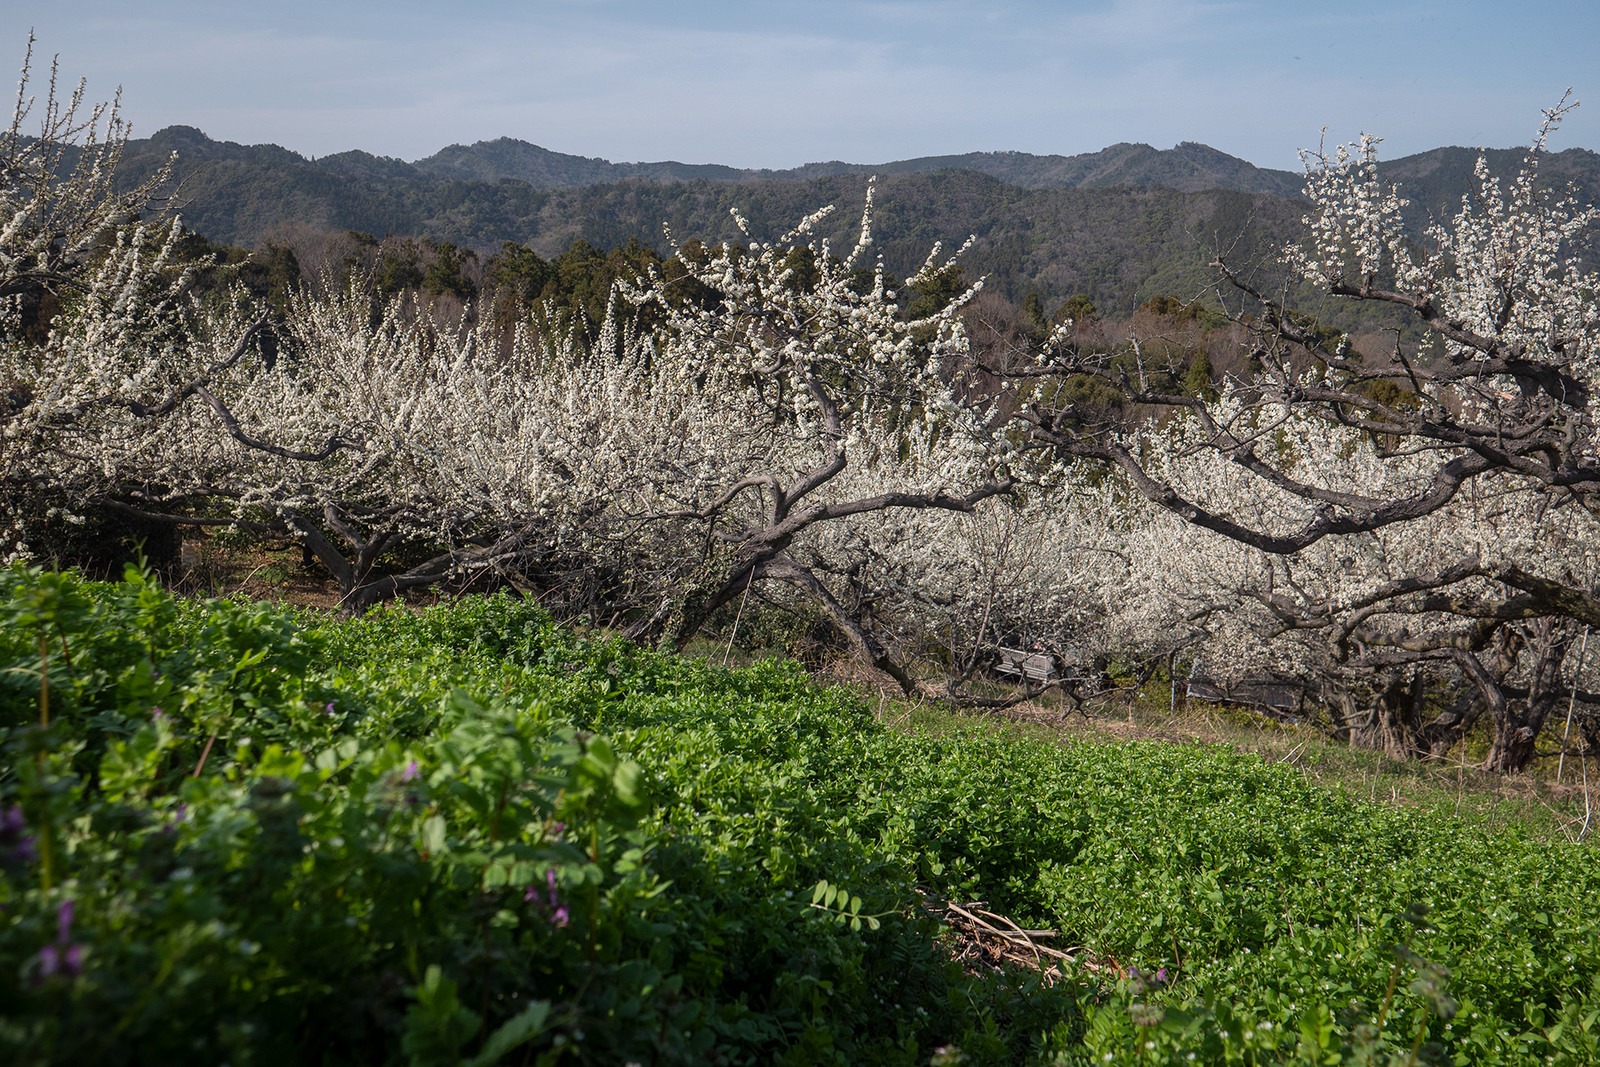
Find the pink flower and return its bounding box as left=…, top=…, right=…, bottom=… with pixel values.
left=525, top=869, right=569, bottom=927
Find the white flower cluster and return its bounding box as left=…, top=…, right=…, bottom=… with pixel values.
left=0, top=36, right=176, bottom=318
left=1286, top=101, right=1599, bottom=383
left=1286, top=133, right=1411, bottom=288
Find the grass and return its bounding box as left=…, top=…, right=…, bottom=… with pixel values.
left=785, top=638, right=1600, bottom=848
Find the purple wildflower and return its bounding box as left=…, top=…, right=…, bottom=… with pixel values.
left=0, top=806, right=36, bottom=870
left=151, top=707, right=168, bottom=722
left=1155, top=967, right=1169, bottom=985
left=399, top=761, right=420, bottom=783
left=324, top=702, right=336, bottom=716
left=526, top=869, right=569, bottom=927
left=1, top=806, right=26, bottom=838
left=36, top=900, right=83, bottom=980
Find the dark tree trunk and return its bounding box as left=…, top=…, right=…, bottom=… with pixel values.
left=286, top=506, right=458, bottom=614
left=1414, top=690, right=1481, bottom=761
left=1483, top=621, right=1572, bottom=774
left=622, top=547, right=921, bottom=696
left=623, top=549, right=768, bottom=653
left=1349, top=672, right=1424, bottom=760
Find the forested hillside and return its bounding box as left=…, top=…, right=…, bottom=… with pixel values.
left=114, top=126, right=1599, bottom=318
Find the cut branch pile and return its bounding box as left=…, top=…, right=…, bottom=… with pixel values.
left=924, top=892, right=1108, bottom=982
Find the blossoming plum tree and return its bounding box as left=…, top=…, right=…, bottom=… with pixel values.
left=605, top=197, right=1019, bottom=689
left=0, top=38, right=212, bottom=559
left=4, top=59, right=1020, bottom=681
left=0, top=36, right=178, bottom=304
left=1013, top=100, right=1600, bottom=771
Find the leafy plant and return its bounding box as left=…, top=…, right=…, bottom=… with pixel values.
left=3, top=570, right=1599, bottom=1063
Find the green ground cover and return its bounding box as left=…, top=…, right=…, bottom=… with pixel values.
left=2, top=567, right=1598, bottom=1064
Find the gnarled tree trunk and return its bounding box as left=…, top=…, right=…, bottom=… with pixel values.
left=1482, top=620, right=1572, bottom=774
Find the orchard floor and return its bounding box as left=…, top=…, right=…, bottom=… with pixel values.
left=12, top=563, right=1600, bottom=1064
left=141, top=532, right=1598, bottom=847
left=811, top=654, right=1600, bottom=849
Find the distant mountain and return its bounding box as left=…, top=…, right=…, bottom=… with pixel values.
left=375, top=134, right=1600, bottom=205
left=110, top=128, right=1300, bottom=312
left=108, top=126, right=1598, bottom=322
left=412, top=138, right=753, bottom=186
left=802, top=142, right=1308, bottom=197
left=404, top=136, right=1307, bottom=196
left=1376, top=144, right=1600, bottom=221
left=126, top=126, right=1307, bottom=199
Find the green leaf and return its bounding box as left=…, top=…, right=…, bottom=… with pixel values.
left=422, top=815, right=447, bottom=856
left=464, top=1000, right=551, bottom=1067
left=403, top=965, right=481, bottom=1066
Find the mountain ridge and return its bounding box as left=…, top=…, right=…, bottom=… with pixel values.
left=107, top=126, right=1599, bottom=324
left=403, top=135, right=1309, bottom=197
left=133, top=125, right=1313, bottom=195
left=123, top=126, right=1600, bottom=247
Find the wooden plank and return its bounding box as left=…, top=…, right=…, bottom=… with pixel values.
left=1186, top=675, right=1303, bottom=713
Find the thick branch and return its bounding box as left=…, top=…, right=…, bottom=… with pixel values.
left=192, top=385, right=358, bottom=463
left=759, top=554, right=919, bottom=696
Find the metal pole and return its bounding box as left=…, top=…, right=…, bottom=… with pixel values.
left=1558, top=626, right=1591, bottom=786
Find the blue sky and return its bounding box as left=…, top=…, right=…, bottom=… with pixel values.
left=4, top=1, right=1595, bottom=170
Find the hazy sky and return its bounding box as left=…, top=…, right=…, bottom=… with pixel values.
left=3, top=1, right=1595, bottom=171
